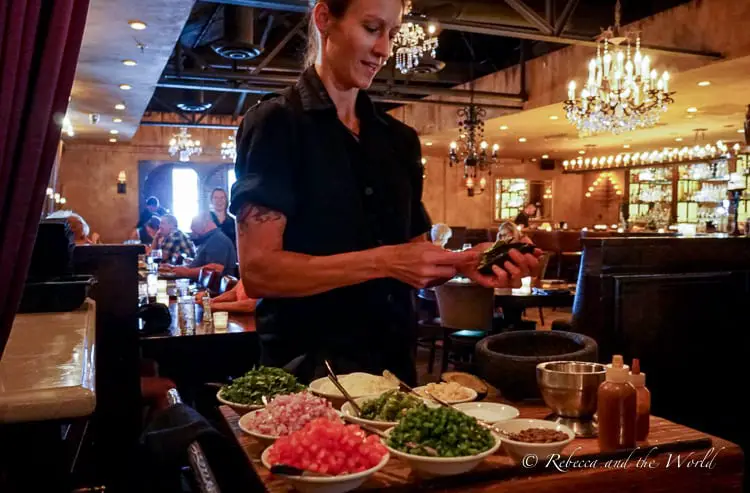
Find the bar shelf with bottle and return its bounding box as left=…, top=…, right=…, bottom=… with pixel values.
left=627, top=167, right=674, bottom=225
left=676, top=159, right=730, bottom=224
left=736, top=154, right=750, bottom=223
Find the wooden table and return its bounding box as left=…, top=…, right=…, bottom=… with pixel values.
left=221, top=400, right=743, bottom=492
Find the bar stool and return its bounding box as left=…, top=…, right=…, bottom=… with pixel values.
left=434, top=282, right=495, bottom=375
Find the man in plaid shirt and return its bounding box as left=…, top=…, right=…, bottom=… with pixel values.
left=152, top=214, right=195, bottom=263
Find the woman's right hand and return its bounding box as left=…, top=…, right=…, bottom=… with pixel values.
left=376, top=243, right=479, bottom=289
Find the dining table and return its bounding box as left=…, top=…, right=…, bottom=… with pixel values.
left=137, top=278, right=260, bottom=405
left=218, top=386, right=744, bottom=493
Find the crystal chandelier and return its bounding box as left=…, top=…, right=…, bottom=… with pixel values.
left=220, top=135, right=237, bottom=161
left=168, top=127, right=202, bottom=162
left=449, top=104, right=499, bottom=196
left=392, top=2, right=438, bottom=74
left=563, top=0, right=674, bottom=136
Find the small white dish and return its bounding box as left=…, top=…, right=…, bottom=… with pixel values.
left=308, top=374, right=397, bottom=408
left=261, top=445, right=390, bottom=493
left=384, top=429, right=502, bottom=476
left=238, top=409, right=278, bottom=446
left=493, top=418, right=575, bottom=464
left=452, top=402, right=519, bottom=423
left=412, top=385, right=477, bottom=404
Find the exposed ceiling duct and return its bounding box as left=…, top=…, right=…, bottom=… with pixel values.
left=212, top=5, right=263, bottom=60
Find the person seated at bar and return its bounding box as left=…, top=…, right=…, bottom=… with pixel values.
left=514, top=202, right=537, bottom=229
left=130, top=215, right=160, bottom=248
left=195, top=280, right=257, bottom=313
left=46, top=210, right=100, bottom=245
left=209, top=187, right=237, bottom=247
left=152, top=214, right=195, bottom=263
left=430, top=223, right=452, bottom=248
left=137, top=196, right=167, bottom=229
left=161, top=212, right=237, bottom=279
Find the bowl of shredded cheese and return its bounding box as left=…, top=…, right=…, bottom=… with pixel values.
left=413, top=382, right=477, bottom=404
left=309, top=372, right=399, bottom=408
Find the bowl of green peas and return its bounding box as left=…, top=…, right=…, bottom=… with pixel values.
left=383, top=406, right=501, bottom=476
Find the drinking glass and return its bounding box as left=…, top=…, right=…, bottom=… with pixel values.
left=178, top=296, right=196, bottom=335
left=175, top=279, right=190, bottom=296
left=213, top=312, right=229, bottom=332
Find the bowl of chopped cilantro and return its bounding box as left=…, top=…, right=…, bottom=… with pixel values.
left=384, top=406, right=500, bottom=476
left=340, top=390, right=437, bottom=430
left=217, top=366, right=306, bottom=414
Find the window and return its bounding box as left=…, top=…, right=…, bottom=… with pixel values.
left=227, top=167, right=236, bottom=202
left=172, top=167, right=199, bottom=232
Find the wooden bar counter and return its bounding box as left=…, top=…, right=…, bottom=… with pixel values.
left=220, top=396, right=743, bottom=492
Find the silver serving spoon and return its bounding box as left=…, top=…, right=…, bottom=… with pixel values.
left=323, top=359, right=362, bottom=416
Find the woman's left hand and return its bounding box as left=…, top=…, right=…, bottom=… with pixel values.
left=456, top=242, right=543, bottom=289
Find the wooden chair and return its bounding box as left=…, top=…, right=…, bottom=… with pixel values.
left=198, top=267, right=221, bottom=296
left=434, top=283, right=495, bottom=374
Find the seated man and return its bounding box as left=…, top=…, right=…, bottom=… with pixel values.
left=162, top=213, right=237, bottom=279
left=153, top=214, right=194, bottom=263
left=46, top=210, right=100, bottom=245
left=130, top=215, right=160, bottom=248
left=195, top=280, right=256, bottom=313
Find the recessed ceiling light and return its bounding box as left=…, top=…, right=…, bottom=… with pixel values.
left=739, top=129, right=746, bottom=133
left=675, top=137, right=683, bottom=142
left=425, top=141, right=433, bottom=146
left=129, top=20, right=147, bottom=30
left=518, top=137, right=527, bottom=143
left=109, top=138, right=117, bottom=143
left=549, top=116, right=559, bottom=120
left=109, top=129, right=119, bottom=135
left=531, top=158, right=537, bottom=162
left=697, top=81, right=711, bottom=87
left=122, top=59, right=137, bottom=67
left=113, top=118, right=123, bottom=123
left=119, top=84, right=132, bottom=90
left=115, top=103, right=126, bottom=110
left=500, top=125, right=509, bottom=130
left=578, top=150, right=586, bottom=155
left=687, top=107, right=698, bottom=113
left=623, top=144, right=631, bottom=149
left=542, top=154, right=549, bottom=159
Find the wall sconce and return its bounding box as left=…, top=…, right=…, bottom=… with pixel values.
left=466, top=176, right=487, bottom=197
left=117, top=171, right=127, bottom=194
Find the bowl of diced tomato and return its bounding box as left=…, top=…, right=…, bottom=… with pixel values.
left=261, top=418, right=390, bottom=493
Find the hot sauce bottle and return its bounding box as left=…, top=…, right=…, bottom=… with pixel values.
left=597, top=355, right=637, bottom=451
left=630, top=358, right=651, bottom=441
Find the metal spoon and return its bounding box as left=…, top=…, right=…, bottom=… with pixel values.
left=323, top=359, right=362, bottom=416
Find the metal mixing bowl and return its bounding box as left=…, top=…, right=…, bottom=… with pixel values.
left=536, top=361, right=606, bottom=418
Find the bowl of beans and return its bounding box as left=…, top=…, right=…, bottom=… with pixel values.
left=493, top=419, right=575, bottom=463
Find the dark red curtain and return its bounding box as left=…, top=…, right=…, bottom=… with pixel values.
left=0, top=0, right=90, bottom=356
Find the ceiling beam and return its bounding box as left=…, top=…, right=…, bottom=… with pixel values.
left=155, top=81, right=525, bottom=110
left=161, top=71, right=527, bottom=102
left=411, top=17, right=723, bottom=59
left=252, top=17, right=305, bottom=74
left=503, top=0, right=554, bottom=34
left=204, top=0, right=308, bottom=12
left=554, top=0, right=579, bottom=36
left=141, top=121, right=240, bottom=129
left=204, top=0, right=720, bottom=59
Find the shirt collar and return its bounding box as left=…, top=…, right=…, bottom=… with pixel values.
left=296, top=66, right=387, bottom=126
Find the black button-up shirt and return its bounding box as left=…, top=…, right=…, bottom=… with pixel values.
left=230, top=67, right=431, bottom=384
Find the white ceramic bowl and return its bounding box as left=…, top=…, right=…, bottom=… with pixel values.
left=216, top=389, right=263, bottom=415
left=261, top=446, right=390, bottom=493
left=452, top=402, right=519, bottom=423
left=340, top=396, right=439, bottom=430
left=237, top=409, right=279, bottom=446
left=492, top=418, right=575, bottom=464
left=384, top=429, right=502, bottom=476
left=412, top=385, right=478, bottom=404
left=308, top=374, right=397, bottom=408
